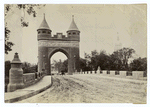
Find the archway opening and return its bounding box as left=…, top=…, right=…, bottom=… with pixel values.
left=50, top=52, right=68, bottom=75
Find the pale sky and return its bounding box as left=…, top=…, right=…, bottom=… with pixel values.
left=5, top=4, right=147, bottom=64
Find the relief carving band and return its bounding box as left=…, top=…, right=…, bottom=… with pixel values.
left=38, top=41, right=79, bottom=47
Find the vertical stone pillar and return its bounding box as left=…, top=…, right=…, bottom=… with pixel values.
left=80, top=69, right=82, bottom=74
left=68, top=58, right=74, bottom=75
left=92, top=71, right=95, bottom=74
left=38, top=47, right=48, bottom=75
left=48, top=59, right=51, bottom=75
left=7, top=53, right=24, bottom=92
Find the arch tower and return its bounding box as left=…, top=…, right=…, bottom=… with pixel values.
left=37, top=15, right=80, bottom=75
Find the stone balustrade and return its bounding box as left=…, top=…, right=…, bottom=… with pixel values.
left=23, top=72, right=44, bottom=88
left=7, top=53, right=44, bottom=92
left=110, top=71, right=116, bottom=76
left=102, top=70, right=107, bottom=75
left=79, top=70, right=146, bottom=80
left=23, top=73, right=35, bottom=84
left=132, top=71, right=144, bottom=80
left=92, top=71, right=95, bottom=74
left=120, top=71, right=127, bottom=78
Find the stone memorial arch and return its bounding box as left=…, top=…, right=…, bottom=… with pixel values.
left=37, top=15, right=80, bottom=75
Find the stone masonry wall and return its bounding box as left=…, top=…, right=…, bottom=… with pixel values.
left=38, top=40, right=80, bottom=75
left=23, top=73, right=35, bottom=84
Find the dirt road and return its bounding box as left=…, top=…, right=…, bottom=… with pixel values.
left=17, top=74, right=147, bottom=103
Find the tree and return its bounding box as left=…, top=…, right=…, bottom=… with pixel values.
left=5, top=60, right=11, bottom=92
left=52, top=59, right=69, bottom=73
left=130, top=57, right=147, bottom=71
left=90, top=50, right=110, bottom=70
left=96, top=50, right=110, bottom=70
left=84, top=52, right=93, bottom=71
left=53, top=58, right=88, bottom=72
left=5, top=26, right=14, bottom=54
left=109, top=53, right=122, bottom=70
left=111, top=47, right=135, bottom=70
left=62, top=59, right=68, bottom=72
left=90, top=50, right=99, bottom=71
left=80, top=58, right=87, bottom=71
left=5, top=4, right=45, bottom=54
left=5, top=60, right=11, bottom=77
left=22, top=62, right=30, bottom=73
left=22, top=62, right=37, bottom=73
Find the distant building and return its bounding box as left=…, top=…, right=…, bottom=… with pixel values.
left=37, top=14, right=80, bottom=75
left=114, top=32, right=122, bottom=51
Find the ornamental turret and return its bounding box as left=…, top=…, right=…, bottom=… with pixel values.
left=67, top=15, right=80, bottom=40
left=37, top=14, right=52, bottom=40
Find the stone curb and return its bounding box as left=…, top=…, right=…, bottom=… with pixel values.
left=5, top=77, right=53, bottom=103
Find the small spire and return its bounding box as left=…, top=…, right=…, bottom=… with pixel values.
left=68, top=15, right=79, bottom=31
left=14, top=52, right=19, bottom=58
left=38, top=13, right=50, bottom=30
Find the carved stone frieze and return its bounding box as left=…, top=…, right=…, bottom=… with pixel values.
left=38, top=40, right=79, bottom=47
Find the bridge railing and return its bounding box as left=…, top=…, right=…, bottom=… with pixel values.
left=23, top=72, right=44, bottom=88
left=76, top=70, right=147, bottom=80
left=7, top=53, right=45, bottom=92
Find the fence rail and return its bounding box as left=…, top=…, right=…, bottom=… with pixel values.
left=74, top=70, right=147, bottom=80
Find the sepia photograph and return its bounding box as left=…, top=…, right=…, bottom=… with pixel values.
left=3, top=2, right=148, bottom=105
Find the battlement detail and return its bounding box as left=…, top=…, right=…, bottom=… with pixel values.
left=38, top=32, right=80, bottom=41
left=37, top=15, right=80, bottom=41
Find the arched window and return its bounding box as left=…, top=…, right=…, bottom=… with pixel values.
left=68, top=33, right=71, bottom=35
left=73, top=32, right=76, bottom=35
left=48, top=31, right=50, bottom=34
left=38, top=31, right=40, bottom=34
left=42, top=31, right=46, bottom=33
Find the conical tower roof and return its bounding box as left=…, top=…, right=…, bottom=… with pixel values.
left=38, top=14, right=50, bottom=30
left=68, top=15, right=79, bottom=31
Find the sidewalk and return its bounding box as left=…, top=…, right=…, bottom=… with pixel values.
left=5, top=76, right=52, bottom=103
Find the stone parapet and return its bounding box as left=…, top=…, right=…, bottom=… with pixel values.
left=102, top=70, right=107, bottom=75
left=110, top=71, right=116, bottom=76
left=119, top=71, right=127, bottom=78
left=91, top=71, right=95, bottom=74
left=132, top=71, right=144, bottom=80
left=23, top=73, right=35, bottom=84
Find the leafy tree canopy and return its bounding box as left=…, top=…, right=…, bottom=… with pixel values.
left=5, top=4, right=45, bottom=54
